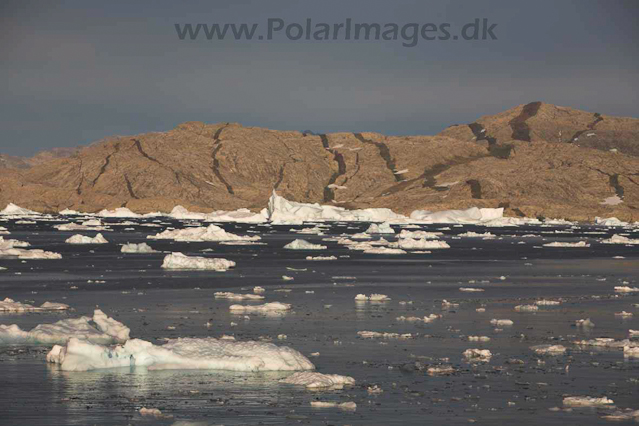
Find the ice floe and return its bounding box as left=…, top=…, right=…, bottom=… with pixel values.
left=601, top=234, right=639, bottom=245
left=229, top=302, right=291, bottom=314
left=365, top=222, right=395, bottom=234
left=121, top=242, right=157, bottom=253
left=463, top=349, right=492, bottom=362
left=47, top=336, right=314, bottom=372
left=0, top=309, right=129, bottom=345
left=355, top=294, right=391, bottom=302
left=65, top=233, right=108, bottom=244
left=149, top=224, right=260, bottom=242
left=531, top=344, right=566, bottom=355
left=214, top=292, right=264, bottom=301
left=490, top=319, right=514, bottom=326
left=563, top=396, right=614, bottom=407
left=543, top=241, right=590, bottom=248
left=0, top=298, right=69, bottom=312
left=305, top=255, right=337, bottom=261
left=283, top=239, right=327, bottom=250
left=280, top=371, right=355, bottom=389
left=161, top=253, right=235, bottom=271
left=357, top=331, right=413, bottom=339
left=310, top=401, right=356, bottom=410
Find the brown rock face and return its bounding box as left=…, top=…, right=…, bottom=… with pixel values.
left=0, top=103, right=637, bottom=221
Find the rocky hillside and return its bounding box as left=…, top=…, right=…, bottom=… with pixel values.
left=1, top=102, right=637, bottom=221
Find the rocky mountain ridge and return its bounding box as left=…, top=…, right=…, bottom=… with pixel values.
left=1, top=102, right=637, bottom=221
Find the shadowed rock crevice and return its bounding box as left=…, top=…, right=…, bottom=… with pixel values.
left=91, top=143, right=121, bottom=186
left=123, top=174, right=138, bottom=199
left=609, top=174, right=624, bottom=199
left=132, top=139, right=181, bottom=184
left=569, top=113, right=605, bottom=143
left=211, top=144, right=234, bottom=195
left=353, top=133, right=401, bottom=182
left=210, top=124, right=234, bottom=195
left=321, top=134, right=348, bottom=202
left=274, top=164, right=285, bottom=190
left=466, top=179, right=482, bottom=199
left=468, top=123, right=497, bottom=146
left=509, top=101, right=542, bottom=142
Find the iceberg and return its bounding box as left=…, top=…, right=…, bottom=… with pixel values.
left=65, top=233, right=108, bottom=244
left=47, top=336, right=314, bottom=372
left=0, top=203, right=39, bottom=216
left=410, top=207, right=504, bottom=224
left=0, top=298, right=69, bottom=312
left=280, top=371, right=355, bottom=389
left=161, top=253, right=235, bottom=271
left=149, top=224, right=260, bottom=242
left=121, top=242, right=157, bottom=253
left=0, top=310, right=129, bottom=345
left=283, top=239, right=327, bottom=250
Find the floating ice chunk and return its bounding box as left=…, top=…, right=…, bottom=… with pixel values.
left=48, top=336, right=314, bottom=372
left=563, top=396, right=614, bottom=407
left=602, top=234, right=639, bottom=245
left=576, top=318, right=595, bottom=328
left=214, top=292, right=264, bottom=301
left=442, top=300, right=459, bottom=308
left=574, top=338, right=638, bottom=348
left=121, top=242, right=157, bottom=253
left=282, top=275, right=294, bottom=281
left=427, top=366, right=455, bottom=375
left=397, top=230, right=443, bottom=239
left=97, top=207, right=142, bottom=218
left=310, top=401, right=357, bottom=410
left=536, top=300, right=561, bottom=306
left=357, top=331, right=413, bottom=339
left=629, top=330, right=639, bottom=336
left=306, top=255, right=337, bottom=260
left=463, top=349, right=492, bottom=362
left=355, top=294, right=391, bottom=302
left=1, top=310, right=129, bottom=345
left=410, top=207, right=504, bottom=224
left=365, top=222, right=395, bottom=234
left=614, top=286, right=639, bottom=293
left=459, top=231, right=496, bottom=238
left=0, top=298, right=69, bottom=312
left=515, top=304, right=538, bottom=312
left=600, top=409, right=639, bottom=421
left=615, top=311, right=633, bottom=317
left=468, top=336, right=490, bottom=342
left=0, top=203, right=39, bottom=216
left=284, top=239, right=327, bottom=250
left=280, top=372, right=355, bottom=389
left=531, top=344, right=566, bottom=355
left=65, top=233, right=108, bottom=244
left=139, top=407, right=171, bottom=418
left=229, top=302, right=291, bottom=314
left=392, top=238, right=449, bottom=250
left=150, top=224, right=260, bottom=242
left=624, top=346, right=639, bottom=357
left=168, top=206, right=267, bottom=223
left=595, top=217, right=627, bottom=227
left=396, top=314, right=441, bottom=323
left=363, top=247, right=407, bottom=254
left=0, top=248, right=62, bottom=259
left=490, top=319, right=513, bottom=326
left=543, top=241, right=590, bottom=248
left=161, top=253, right=235, bottom=271
left=253, top=286, right=265, bottom=294
left=460, top=287, right=484, bottom=292
left=266, top=191, right=406, bottom=223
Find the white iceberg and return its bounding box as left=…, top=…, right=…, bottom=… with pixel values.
left=161, top=253, right=235, bottom=271
left=214, top=292, right=264, bottom=301
left=229, top=302, right=291, bottom=314
left=0, top=309, right=129, bottom=345
left=121, top=242, right=157, bottom=253
left=410, top=207, right=504, bottom=224
left=0, top=298, right=69, bottom=312
left=65, top=233, right=108, bottom=244
left=280, top=371, right=355, bottom=389
left=47, top=336, right=314, bottom=372
left=149, top=224, right=260, bottom=242
left=283, top=239, right=327, bottom=250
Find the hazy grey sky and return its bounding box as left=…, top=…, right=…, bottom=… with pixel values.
left=1, top=0, right=637, bottom=156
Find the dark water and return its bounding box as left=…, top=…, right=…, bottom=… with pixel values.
left=0, top=217, right=637, bottom=425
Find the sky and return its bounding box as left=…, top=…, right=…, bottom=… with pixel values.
left=1, top=0, right=638, bottom=156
